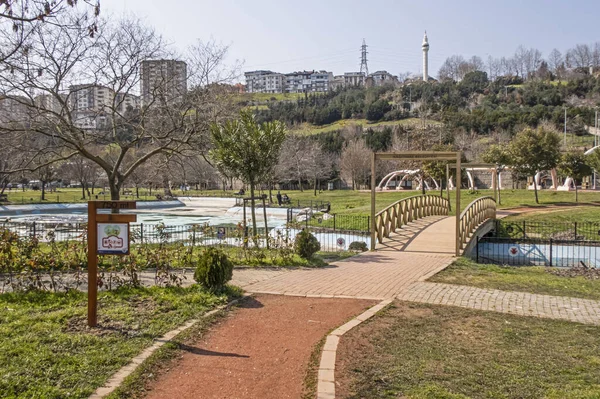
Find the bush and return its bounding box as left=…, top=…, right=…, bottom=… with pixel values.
left=194, top=247, right=234, bottom=290
left=294, top=229, right=321, bottom=259
left=348, top=241, right=368, bottom=252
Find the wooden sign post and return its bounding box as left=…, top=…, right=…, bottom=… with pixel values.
left=87, top=201, right=137, bottom=327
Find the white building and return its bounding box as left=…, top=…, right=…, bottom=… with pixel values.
left=370, top=71, right=398, bottom=86
left=115, top=92, right=140, bottom=113
left=140, top=59, right=187, bottom=106
left=310, top=70, right=334, bottom=92
left=244, top=70, right=286, bottom=93
left=344, top=72, right=365, bottom=86
left=284, top=70, right=334, bottom=93
left=69, top=84, right=114, bottom=113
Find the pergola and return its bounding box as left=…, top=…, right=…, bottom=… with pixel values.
left=446, top=162, right=499, bottom=209
left=370, top=151, right=462, bottom=254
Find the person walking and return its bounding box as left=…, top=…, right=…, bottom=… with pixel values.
left=276, top=191, right=282, bottom=206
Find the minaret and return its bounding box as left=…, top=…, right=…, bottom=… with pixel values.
left=422, top=31, right=429, bottom=82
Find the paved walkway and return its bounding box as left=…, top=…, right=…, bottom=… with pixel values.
left=398, top=282, right=600, bottom=325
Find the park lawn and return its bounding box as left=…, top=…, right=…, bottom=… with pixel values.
left=502, top=205, right=600, bottom=223
left=429, top=257, right=600, bottom=301
left=0, top=286, right=241, bottom=399
left=3, top=188, right=158, bottom=204
left=274, top=188, right=600, bottom=216
left=289, top=118, right=438, bottom=136
left=337, top=301, right=600, bottom=399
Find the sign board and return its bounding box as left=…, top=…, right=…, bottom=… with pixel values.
left=97, top=223, right=130, bottom=255
left=96, top=201, right=136, bottom=210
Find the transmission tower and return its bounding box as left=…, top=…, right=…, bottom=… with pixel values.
left=359, top=38, right=369, bottom=76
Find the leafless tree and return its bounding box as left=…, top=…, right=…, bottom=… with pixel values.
left=547, top=48, right=564, bottom=78
left=188, top=38, right=243, bottom=87
left=277, top=135, right=313, bottom=191
left=0, top=0, right=99, bottom=63
left=339, top=139, right=370, bottom=190
left=61, top=155, right=100, bottom=199
left=0, top=14, right=235, bottom=200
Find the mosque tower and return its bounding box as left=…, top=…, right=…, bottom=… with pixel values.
left=422, top=31, right=429, bottom=82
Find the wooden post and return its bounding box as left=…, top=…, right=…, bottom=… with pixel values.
left=87, top=201, right=98, bottom=327
left=455, top=152, right=461, bottom=257
left=370, top=152, right=376, bottom=251
left=446, top=163, right=451, bottom=212
left=262, top=196, right=269, bottom=249
left=242, top=199, right=247, bottom=248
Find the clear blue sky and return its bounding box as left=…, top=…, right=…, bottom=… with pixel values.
left=99, top=0, right=600, bottom=79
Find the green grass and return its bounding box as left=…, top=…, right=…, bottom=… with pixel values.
left=2, top=188, right=158, bottom=204
left=503, top=206, right=600, bottom=224
left=235, top=92, right=306, bottom=103
left=339, top=301, right=600, bottom=399
left=430, top=257, right=600, bottom=301
left=0, top=286, right=241, bottom=398
left=289, top=118, right=439, bottom=136
left=269, top=188, right=600, bottom=216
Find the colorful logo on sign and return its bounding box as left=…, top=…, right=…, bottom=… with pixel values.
left=337, top=237, right=345, bottom=248
left=102, top=225, right=124, bottom=249
left=508, top=246, right=519, bottom=257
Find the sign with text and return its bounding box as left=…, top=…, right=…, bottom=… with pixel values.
left=96, top=201, right=136, bottom=210
left=97, top=223, right=129, bottom=255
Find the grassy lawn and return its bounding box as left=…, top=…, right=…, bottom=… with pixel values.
left=270, top=188, right=600, bottom=216
left=337, top=301, right=600, bottom=399
left=288, top=118, right=440, bottom=136
left=430, top=257, right=600, bottom=301
left=3, top=188, right=158, bottom=204
left=0, top=286, right=240, bottom=399
left=502, top=206, right=600, bottom=223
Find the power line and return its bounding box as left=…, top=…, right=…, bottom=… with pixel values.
left=360, top=39, right=369, bottom=76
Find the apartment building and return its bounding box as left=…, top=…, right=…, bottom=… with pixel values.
left=344, top=72, right=365, bottom=86
left=115, top=92, right=140, bottom=113
left=370, top=70, right=398, bottom=86
left=244, top=70, right=285, bottom=93
left=140, top=59, right=187, bottom=106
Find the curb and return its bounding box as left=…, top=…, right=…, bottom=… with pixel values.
left=88, top=294, right=250, bottom=399
left=316, top=299, right=393, bottom=399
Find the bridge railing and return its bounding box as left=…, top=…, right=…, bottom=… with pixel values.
left=374, top=195, right=449, bottom=246
left=458, top=196, right=496, bottom=252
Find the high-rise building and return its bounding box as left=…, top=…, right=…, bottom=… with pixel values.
left=140, top=59, right=187, bottom=106
left=422, top=31, right=429, bottom=82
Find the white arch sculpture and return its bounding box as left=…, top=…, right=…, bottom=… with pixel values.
left=557, top=177, right=575, bottom=191
left=377, top=169, right=438, bottom=192
left=463, top=168, right=498, bottom=190
left=527, top=169, right=558, bottom=190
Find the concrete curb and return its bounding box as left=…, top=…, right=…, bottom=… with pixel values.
left=316, top=299, right=393, bottom=399
left=88, top=295, right=249, bottom=399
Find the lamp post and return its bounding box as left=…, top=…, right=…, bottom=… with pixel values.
left=564, top=107, right=567, bottom=148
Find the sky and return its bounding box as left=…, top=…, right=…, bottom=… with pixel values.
left=98, top=0, right=600, bottom=80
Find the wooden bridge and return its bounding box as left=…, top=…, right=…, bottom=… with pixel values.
left=369, top=151, right=498, bottom=256
left=371, top=194, right=497, bottom=256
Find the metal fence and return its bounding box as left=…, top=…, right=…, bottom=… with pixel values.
left=0, top=220, right=369, bottom=252
left=496, top=220, right=600, bottom=241
left=234, top=197, right=331, bottom=212
left=476, top=237, right=600, bottom=268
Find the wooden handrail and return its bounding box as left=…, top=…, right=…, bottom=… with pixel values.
left=374, top=195, right=449, bottom=245
left=458, top=196, right=496, bottom=252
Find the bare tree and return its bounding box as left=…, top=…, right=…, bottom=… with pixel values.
left=61, top=155, right=99, bottom=199
left=547, top=48, right=564, bottom=78
left=277, top=135, right=313, bottom=191
left=0, top=14, right=234, bottom=200
left=566, top=44, right=593, bottom=69
left=339, top=139, right=371, bottom=190
left=188, top=38, right=243, bottom=87
left=0, top=0, right=99, bottom=63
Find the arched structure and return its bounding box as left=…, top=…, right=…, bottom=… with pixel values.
left=377, top=169, right=439, bottom=191
left=527, top=169, right=558, bottom=190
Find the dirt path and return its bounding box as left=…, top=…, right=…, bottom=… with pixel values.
left=145, top=295, right=375, bottom=399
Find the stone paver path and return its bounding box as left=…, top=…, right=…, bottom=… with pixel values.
left=398, top=282, right=600, bottom=325
left=241, top=252, right=452, bottom=299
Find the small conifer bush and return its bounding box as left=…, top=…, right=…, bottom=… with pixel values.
left=294, top=229, right=321, bottom=259
left=194, top=247, right=233, bottom=290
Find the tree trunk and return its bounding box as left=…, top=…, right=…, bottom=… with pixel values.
left=314, top=177, right=318, bottom=196
left=86, top=184, right=91, bottom=199
left=108, top=177, right=120, bottom=200
left=533, top=177, right=539, bottom=204
left=41, top=181, right=46, bottom=201
left=298, top=177, right=303, bottom=192
left=269, top=184, right=273, bottom=204
left=249, top=181, right=258, bottom=241
left=81, top=182, right=86, bottom=200
left=162, top=173, right=173, bottom=197
left=91, top=183, right=95, bottom=194
left=575, top=180, right=578, bottom=203
left=136, top=186, right=139, bottom=198
left=440, top=179, right=443, bottom=197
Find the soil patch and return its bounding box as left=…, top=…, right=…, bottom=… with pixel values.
left=144, top=294, right=375, bottom=399
left=547, top=265, right=600, bottom=280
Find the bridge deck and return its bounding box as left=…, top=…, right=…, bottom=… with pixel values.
left=377, top=215, right=456, bottom=255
